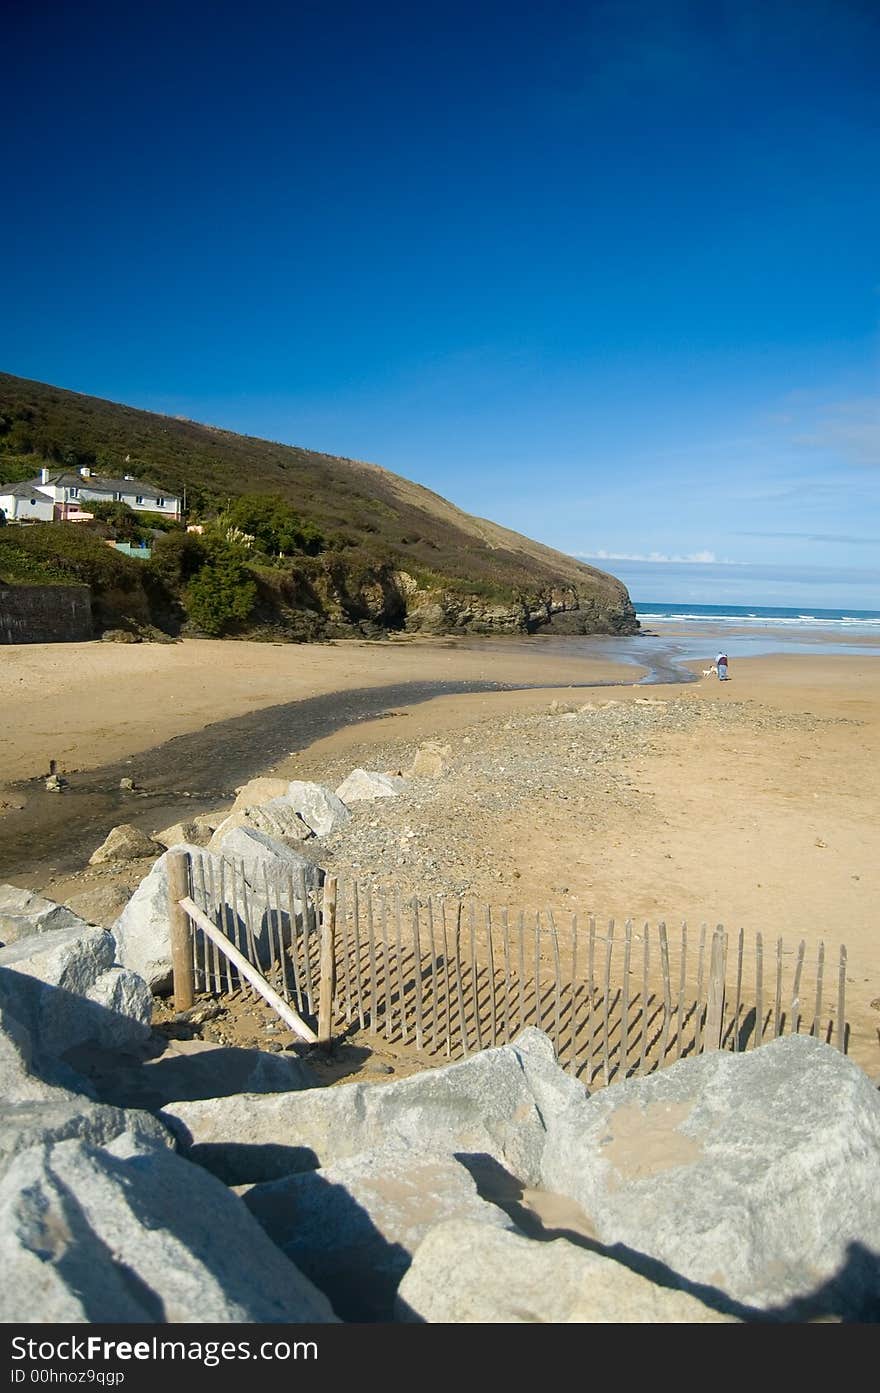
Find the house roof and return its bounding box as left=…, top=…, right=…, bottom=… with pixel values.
left=1, top=481, right=54, bottom=499
left=26, top=473, right=177, bottom=501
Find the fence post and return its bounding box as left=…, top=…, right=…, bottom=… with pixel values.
left=168, top=849, right=195, bottom=1011
left=704, top=926, right=725, bottom=1051
left=318, top=876, right=338, bottom=1045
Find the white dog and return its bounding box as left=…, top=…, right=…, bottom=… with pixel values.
left=702, top=664, right=718, bottom=678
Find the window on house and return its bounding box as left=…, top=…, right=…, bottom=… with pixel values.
left=113, top=492, right=123, bottom=501
left=69, top=487, right=78, bottom=498
left=156, top=497, right=165, bottom=507
left=135, top=495, right=144, bottom=505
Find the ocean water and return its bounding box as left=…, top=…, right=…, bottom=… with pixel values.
left=635, top=602, right=880, bottom=632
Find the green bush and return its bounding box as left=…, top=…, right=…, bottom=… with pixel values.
left=224, top=494, right=324, bottom=556
left=184, top=546, right=257, bottom=635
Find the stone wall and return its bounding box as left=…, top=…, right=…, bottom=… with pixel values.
left=0, top=584, right=92, bottom=644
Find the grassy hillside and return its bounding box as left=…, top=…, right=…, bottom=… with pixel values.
left=0, top=371, right=638, bottom=637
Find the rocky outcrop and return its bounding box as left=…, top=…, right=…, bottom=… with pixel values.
left=404, top=582, right=639, bottom=637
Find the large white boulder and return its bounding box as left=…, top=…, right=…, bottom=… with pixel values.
left=88, top=823, right=164, bottom=865
left=208, top=801, right=313, bottom=850
left=112, top=845, right=204, bottom=992
left=335, top=769, right=407, bottom=803
left=539, top=1035, right=880, bottom=1320
left=0, top=885, right=85, bottom=947
left=113, top=842, right=321, bottom=993
left=245, top=1147, right=512, bottom=1321
left=396, top=1219, right=737, bottom=1323
left=163, top=1030, right=583, bottom=1188
left=0, top=1098, right=172, bottom=1178
left=285, top=781, right=351, bottom=836
left=0, top=1135, right=338, bottom=1322
left=0, top=926, right=152, bottom=1056
left=230, top=777, right=290, bottom=812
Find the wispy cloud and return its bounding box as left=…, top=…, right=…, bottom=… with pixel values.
left=581, top=548, right=743, bottom=565
left=737, top=530, right=880, bottom=545
left=791, top=398, right=880, bottom=466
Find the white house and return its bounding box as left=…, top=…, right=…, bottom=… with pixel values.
left=28, top=467, right=181, bottom=521
left=0, top=481, right=56, bottom=523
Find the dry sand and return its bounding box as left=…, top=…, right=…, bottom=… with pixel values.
left=2, top=635, right=878, bottom=1079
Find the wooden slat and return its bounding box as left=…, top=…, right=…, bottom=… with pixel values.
left=228, top=861, right=250, bottom=1001
left=601, top=919, right=614, bottom=1085
left=837, top=945, right=847, bottom=1053
left=168, top=850, right=195, bottom=1011
left=296, top=869, right=315, bottom=1014
left=755, top=931, right=764, bottom=1048
left=694, top=923, right=707, bottom=1054
left=732, top=927, right=744, bottom=1052
left=272, top=868, right=294, bottom=1005
left=351, top=881, right=365, bottom=1030
left=395, top=887, right=408, bottom=1043
left=812, top=940, right=824, bottom=1040
left=533, top=911, right=542, bottom=1034
left=501, top=908, right=512, bottom=1044
left=486, top=907, right=498, bottom=1048
left=365, top=882, right=378, bottom=1033
left=676, top=923, right=688, bottom=1059
left=381, top=890, right=393, bottom=1041
left=261, top=866, right=282, bottom=995
left=317, top=876, right=337, bottom=1044
left=621, top=919, right=632, bottom=1077
left=549, top=910, right=562, bottom=1058
left=182, top=897, right=318, bottom=1044
left=704, top=927, right=725, bottom=1051
left=658, top=921, right=672, bottom=1065
left=337, top=879, right=353, bottom=1022
left=773, top=937, right=784, bottom=1040
left=440, top=898, right=453, bottom=1057
left=426, top=898, right=440, bottom=1050
left=568, top=914, right=579, bottom=1075
left=215, top=859, right=233, bottom=994
left=452, top=901, right=468, bottom=1055
left=584, top=915, right=596, bottom=1084
left=638, top=922, right=651, bottom=1073
left=517, top=911, right=526, bottom=1034
left=411, top=900, right=424, bottom=1051
left=790, top=938, right=805, bottom=1036
left=470, top=900, right=482, bottom=1052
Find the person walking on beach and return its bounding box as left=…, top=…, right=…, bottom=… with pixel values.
left=716, top=652, right=729, bottom=680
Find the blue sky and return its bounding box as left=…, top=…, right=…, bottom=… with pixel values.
left=2, top=0, right=878, bottom=607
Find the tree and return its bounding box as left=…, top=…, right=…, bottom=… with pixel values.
left=225, top=494, right=324, bottom=556
left=184, top=544, right=256, bottom=635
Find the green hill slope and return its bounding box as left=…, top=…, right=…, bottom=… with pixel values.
left=0, top=371, right=638, bottom=637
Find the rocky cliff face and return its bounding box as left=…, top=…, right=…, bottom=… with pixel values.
left=404, top=577, right=638, bottom=636
left=251, top=561, right=638, bottom=640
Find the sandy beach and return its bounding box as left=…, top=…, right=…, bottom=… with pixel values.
left=2, top=634, right=879, bottom=1079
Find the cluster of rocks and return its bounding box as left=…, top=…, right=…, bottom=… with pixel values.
left=1, top=887, right=878, bottom=1323
left=98, top=771, right=408, bottom=993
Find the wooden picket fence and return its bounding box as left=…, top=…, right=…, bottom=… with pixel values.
left=176, top=852, right=849, bottom=1088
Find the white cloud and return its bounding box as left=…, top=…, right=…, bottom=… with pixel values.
left=580, top=548, right=742, bottom=565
